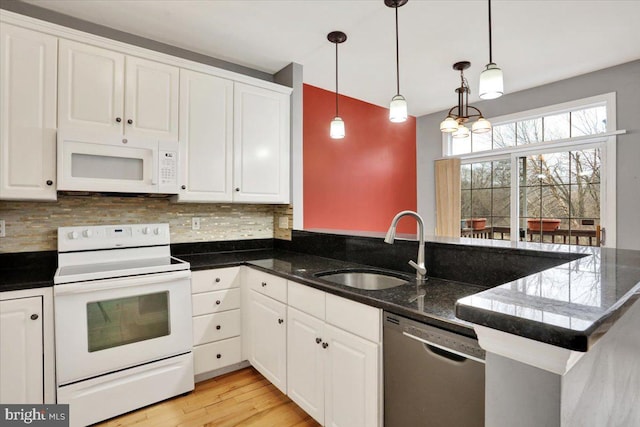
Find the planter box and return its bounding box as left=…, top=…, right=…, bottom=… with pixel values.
left=466, top=218, right=487, bottom=230
left=527, top=219, right=561, bottom=232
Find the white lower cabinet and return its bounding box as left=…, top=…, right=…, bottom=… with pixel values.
left=285, top=280, right=382, bottom=427
left=0, top=287, right=55, bottom=404
left=247, top=289, right=287, bottom=393
left=191, top=267, right=242, bottom=377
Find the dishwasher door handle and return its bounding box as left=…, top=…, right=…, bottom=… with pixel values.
left=402, top=331, right=485, bottom=364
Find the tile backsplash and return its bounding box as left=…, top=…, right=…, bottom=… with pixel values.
left=0, top=194, right=286, bottom=253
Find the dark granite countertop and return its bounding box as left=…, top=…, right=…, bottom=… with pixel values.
left=180, top=249, right=485, bottom=338
left=3, top=232, right=640, bottom=353
left=455, top=247, right=640, bottom=351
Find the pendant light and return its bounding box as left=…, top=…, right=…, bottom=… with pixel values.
left=328, top=31, right=347, bottom=139
left=440, top=61, right=491, bottom=137
left=479, top=0, right=504, bottom=99
left=385, top=0, right=408, bottom=123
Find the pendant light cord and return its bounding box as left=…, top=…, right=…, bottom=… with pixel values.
left=395, top=4, right=400, bottom=95
left=488, top=0, right=493, bottom=63
left=335, top=41, right=339, bottom=116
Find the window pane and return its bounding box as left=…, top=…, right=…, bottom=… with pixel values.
left=471, top=188, right=491, bottom=216
left=571, top=106, right=607, bottom=137
left=472, top=132, right=492, bottom=152
left=544, top=113, right=570, bottom=141
left=461, top=189, right=472, bottom=218
left=521, top=155, right=545, bottom=187
left=570, top=183, right=600, bottom=219
left=471, top=162, right=492, bottom=189
left=492, top=188, right=510, bottom=217
left=521, top=186, right=541, bottom=218
left=493, top=123, right=516, bottom=149
left=461, top=164, right=472, bottom=189
left=492, top=160, right=511, bottom=188
left=542, top=152, right=571, bottom=185
left=571, top=148, right=600, bottom=184
left=451, top=134, right=471, bottom=155
left=541, top=184, right=570, bottom=218
left=517, top=118, right=543, bottom=145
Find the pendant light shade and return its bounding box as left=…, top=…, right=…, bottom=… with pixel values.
left=386, top=0, right=408, bottom=123
left=472, top=116, right=492, bottom=133
left=389, top=94, right=408, bottom=123
left=440, top=116, right=459, bottom=133
left=330, top=117, right=345, bottom=139
left=327, top=31, right=347, bottom=139
left=452, top=125, right=470, bottom=139
left=479, top=0, right=504, bottom=99
left=479, top=63, right=503, bottom=99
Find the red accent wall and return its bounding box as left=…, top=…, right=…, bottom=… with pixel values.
left=303, top=84, right=417, bottom=234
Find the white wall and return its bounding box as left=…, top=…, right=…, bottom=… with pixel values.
left=417, top=60, right=640, bottom=250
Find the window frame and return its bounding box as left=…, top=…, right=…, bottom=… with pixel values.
left=442, top=92, right=619, bottom=248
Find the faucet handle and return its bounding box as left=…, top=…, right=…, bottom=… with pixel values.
left=408, top=260, right=427, bottom=276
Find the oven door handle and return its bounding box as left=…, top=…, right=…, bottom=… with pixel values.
left=54, top=270, right=191, bottom=295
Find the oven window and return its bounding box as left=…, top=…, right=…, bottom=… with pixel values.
left=86, top=292, right=170, bottom=352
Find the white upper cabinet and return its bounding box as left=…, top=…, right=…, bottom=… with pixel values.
left=124, top=56, right=179, bottom=139
left=233, top=82, right=290, bottom=204
left=58, top=39, right=124, bottom=135
left=0, top=23, right=57, bottom=201
left=58, top=39, right=178, bottom=139
left=176, top=69, right=233, bottom=202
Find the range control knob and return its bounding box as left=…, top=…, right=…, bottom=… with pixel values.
left=68, top=231, right=79, bottom=240
left=82, top=229, right=93, bottom=238
left=154, top=227, right=161, bottom=235
left=143, top=227, right=151, bottom=235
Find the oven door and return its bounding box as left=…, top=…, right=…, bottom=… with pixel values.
left=54, top=270, right=192, bottom=386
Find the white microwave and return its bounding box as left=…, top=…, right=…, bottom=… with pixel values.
left=57, top=131, right=179, bottom=194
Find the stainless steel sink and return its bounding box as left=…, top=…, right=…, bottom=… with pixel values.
left=315, top=269, right=409, bottom=290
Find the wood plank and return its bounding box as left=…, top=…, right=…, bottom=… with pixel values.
left=94, top=367, right=321, bottom=427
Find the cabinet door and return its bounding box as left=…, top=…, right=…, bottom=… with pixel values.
left=176, top=70, right=233, bottom=202
left=0, top=24, right=57, bottom=201
left=287, top=307, right=325, bottom=425
left=324, top=324, right=380, bottom=427
left=58, top=39, right=124, bottom=135
left=0, top=296, right=43, bottom=404
left=233, top=82, right=290, bottom=203
left=124, top=56, right=179, bottom=139
left=247, top=290, right=287, bottom=393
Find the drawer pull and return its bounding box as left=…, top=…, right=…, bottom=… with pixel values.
left=215, top=278, right=221, bottom=283
left=215, top=300, right=221, bottom=305
left=278, top=318, right=284, bottom=324
left=216, top=325, right=221, bottom=330
left=31, top=314, right=39, bottom=320
left=315, top=337, right=322, bottom=344
left=216, top=354, right=222, bottom=359
left=261, top=282, right=267, bottom=287
left=322, top=342, right=329, bottom=349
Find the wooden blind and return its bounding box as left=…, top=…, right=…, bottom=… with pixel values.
left=435, top=158, right=461, bottom=237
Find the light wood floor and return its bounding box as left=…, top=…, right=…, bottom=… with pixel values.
left=96, top=367, right=321, bottom=427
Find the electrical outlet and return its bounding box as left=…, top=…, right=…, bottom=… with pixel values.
left=0, top=220, right=5, bottom=237
left=191, top=217, right=201, bottom=230
left=278, top=216, right=289, bottom=229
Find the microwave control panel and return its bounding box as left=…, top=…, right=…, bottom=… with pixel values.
left=159, top=150, right=178, bottom=186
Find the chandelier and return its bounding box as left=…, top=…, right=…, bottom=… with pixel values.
left=440, top=61, right=491, bottom=138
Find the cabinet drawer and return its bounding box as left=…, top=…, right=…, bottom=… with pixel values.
left=288, top=280, right=325, bottom=320
left=326, top=293, right=381, bottom=343
left=192, top=288, right=241, bottom=316
left=193, top=336, right=242, bottom=375
left=192, top=267, right=240, bottom=293
left=244, top=267, right=287, bottom=303
left=193, top=310, right=241, bottom=346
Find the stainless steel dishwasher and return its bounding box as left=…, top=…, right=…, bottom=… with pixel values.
left=384, top=312, right=485, bottom=427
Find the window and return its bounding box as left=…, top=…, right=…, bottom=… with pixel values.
left=445, top=93, right=617, bottom=247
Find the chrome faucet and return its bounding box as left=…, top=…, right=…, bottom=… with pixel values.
left=384, top=210, right=427, bottom=282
